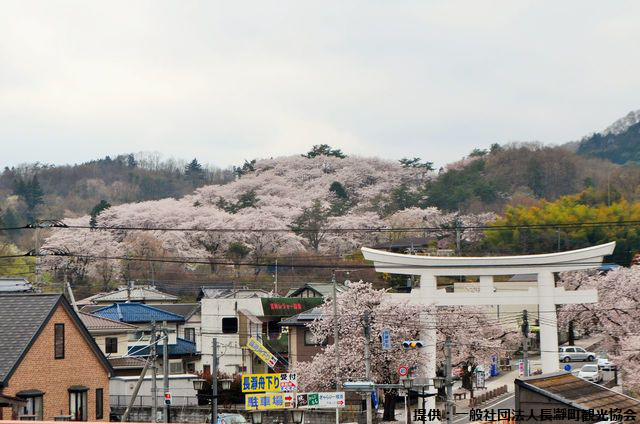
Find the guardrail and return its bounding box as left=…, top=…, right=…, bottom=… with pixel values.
left=110, top=395, right=201, bottom=407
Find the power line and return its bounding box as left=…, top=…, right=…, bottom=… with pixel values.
left=1, top=218, right=640, bottom=233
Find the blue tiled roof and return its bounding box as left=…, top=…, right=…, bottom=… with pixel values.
left=128, top=338, right=197, bottom=357
left=91, top=303, right=185, bottom=323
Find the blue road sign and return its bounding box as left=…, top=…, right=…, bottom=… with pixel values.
left=381, top=328, right=391, bottom=350
left=564, top=364, right=572, bottom=371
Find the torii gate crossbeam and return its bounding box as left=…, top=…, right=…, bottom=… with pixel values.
left=362, top=242, right=615, bottom=412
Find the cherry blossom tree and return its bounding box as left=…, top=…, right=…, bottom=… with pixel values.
left=557, top=266, right=640, bottom=391
left=294, top=281, right=518, bottom=420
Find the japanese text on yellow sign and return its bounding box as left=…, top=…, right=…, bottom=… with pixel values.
left=246, top=337, right=278, bottom=368
left=241, top=373, right=297, bottom=393
left=245, top=393, right=294, bottom=410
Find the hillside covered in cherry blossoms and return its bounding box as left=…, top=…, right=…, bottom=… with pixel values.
left=41, top=153, right=494, bottom=292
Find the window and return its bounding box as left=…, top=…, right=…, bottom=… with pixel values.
left=55, top=324, right=65, bottom=359
left=184, top=328, right=196, bottom=342
left=566, top=348, right=575, bottom=352
left=576, top=348, right=586, bottom=353
left=203, top=365, right=211, bottom=376
left=17, top=392, right=43, bottom=420
left=222, top=317, right=238, bottom=334
left=169, top=361, right=184, bottom=374
left=304, top=329, right=327, bottom=346
left=95, top=389, right=103, bottom=419
left=186, top=362, right=196, bottom=374
left=69, top=389, right=88, bottom=421
left=105, top=337, right=118, bottom=354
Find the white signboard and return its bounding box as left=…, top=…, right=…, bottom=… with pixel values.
left=295, top=392, right=346, bottom=409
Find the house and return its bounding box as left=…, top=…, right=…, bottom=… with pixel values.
left=90, top=303, right=200, bottom=375
left=76, top=284, right=178, bottom=306
left=515, top=372, right=640, bottom=423
left=200, top=292, right=322, bottom=375
left=0, top=277, right=34, bottom=293
left=0, top=293, right=113, bottom=421
left=79, top=312, right=137, bottom=358
left=279, top=307, right=326, bottom=368
left=286, top=283, right=347, bottom=299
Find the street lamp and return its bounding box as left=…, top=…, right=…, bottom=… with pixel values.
left=250, top=411, right=263, bottom=424
left=289, top=409, right=305, bottom=424
left=432, top=377, right=444, bottom=390
left=193, top=377, right=232, bottom=424
left=192, top=379, right=207, bottom=391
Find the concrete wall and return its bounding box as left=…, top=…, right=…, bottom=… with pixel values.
left=110, top=374, right=199, bottom=397
left=200, top=298, right=264, bottom=374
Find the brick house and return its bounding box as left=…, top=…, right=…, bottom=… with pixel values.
left=0, top=294, right=113, bottom=421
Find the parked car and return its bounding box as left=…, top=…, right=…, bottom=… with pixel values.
left=208, top=413, right=248, bottom=424
left=578, top=364, right=603, bottom=383
left=558, top=346, right=596, bottom=362
left=596, top=353, right=616, bottom=371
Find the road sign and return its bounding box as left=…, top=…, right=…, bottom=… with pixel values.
left=295, top=392, right=346, bottom=409
left=245, top=393, right=291, bottom=410
left=475, top=370, right=485, bottom=389
left=518, top=360, right=525, bottom=377
left=564, top=364, right=572, bottom=371
left=241, top=373, right=298, bottom=393
left=247, top=337, right=278, bottom=368
left=164, top=392, right=172, bottom=406
left=398, top=365, right=409, bottom=377
left=381, top=328, right=392, bottom=350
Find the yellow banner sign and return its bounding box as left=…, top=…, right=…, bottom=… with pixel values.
left=241, top=373, right=298, bottom=393
left=246, top=337, right=278, bottom=368
left=245, top=392, right=295, bottom=410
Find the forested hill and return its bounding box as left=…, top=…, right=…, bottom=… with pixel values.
left=576, top=109, right=640, bottom=164
left=0, top=153, right=234, bottom=227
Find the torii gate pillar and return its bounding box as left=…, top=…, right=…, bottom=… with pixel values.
left=362, top=242, right=615, bottom=412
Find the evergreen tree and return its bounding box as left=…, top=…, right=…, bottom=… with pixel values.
left=90, top=200, right=112, bottom=228
left=185, top=158, right=204, bottom=186
left=289, top=200, right=330, bottom=250
left=303, top=144, right=346, bottom=159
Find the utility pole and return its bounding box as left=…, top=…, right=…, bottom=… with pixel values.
left=151, top=322, right=158, bottom=423
left=274, top=259, right=278, bottom=295
left=522, top=310, right=529, bottom=377
left=363, top=310, right=373, bottom=424
left=163, top=322, right=170, bottom=423
left=445, top=337, right=453, bottom=424
left=332, top=271, right=340, bottom=424
left=212, top=338, right=219, bottom=424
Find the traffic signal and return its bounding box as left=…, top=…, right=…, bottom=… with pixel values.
left=402, top=340, right=424, bottom=349
left=164, top=392, right=172, bottom=406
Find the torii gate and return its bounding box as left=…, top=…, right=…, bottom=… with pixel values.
left=362, top=242, right=615, bottom=410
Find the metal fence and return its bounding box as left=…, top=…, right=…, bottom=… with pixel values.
left=110, top=395, right=201, bottom=407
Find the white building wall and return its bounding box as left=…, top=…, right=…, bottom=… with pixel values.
left=200, top=298, right=264, bottom=375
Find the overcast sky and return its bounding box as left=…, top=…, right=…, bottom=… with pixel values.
left=1, top=1, right=639, bottom=170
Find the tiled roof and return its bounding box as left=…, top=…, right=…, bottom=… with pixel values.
left=517, top=372, right=640, bottom=411
left=286, top=283, right=346, bottom=298
left=108, top=357, right=147, bottom=369
left=279, top=307, right=323, bottom=326
left=79, top=312, right=137, bottom=331
left=89, top=286, right=178, bottom=303
left=0, top=278, right=34, bottom=293
left=128, top=338, right=197, bottom=357
left=0, top=294, right=60, bottom=384
left=91, top=303, right=185, bottom=323
left=150, top=304, right=200, bottom=320
left=199, top=287, right=270, bottom=299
